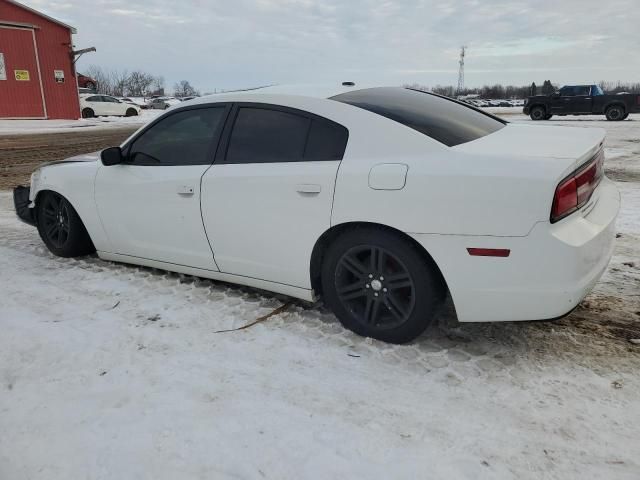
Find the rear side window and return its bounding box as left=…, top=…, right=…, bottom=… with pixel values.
left=224, top=106, right=348, bottom=164
left=331, top=87, right=505, bottom=147
left=128, top=107, right=226, bottom=165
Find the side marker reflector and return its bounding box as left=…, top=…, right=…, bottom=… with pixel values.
left=467, top=248, right=511, bottom=257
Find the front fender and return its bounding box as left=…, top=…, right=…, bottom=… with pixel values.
left=30, top=159, right=112, bottom=252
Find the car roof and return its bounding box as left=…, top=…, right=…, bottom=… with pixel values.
left=189, top=83, right=381, bottom=105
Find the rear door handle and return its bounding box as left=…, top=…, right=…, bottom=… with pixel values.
left=296, top=184, right=321, bottom=194
left=177, top=185, right=195, bottom=195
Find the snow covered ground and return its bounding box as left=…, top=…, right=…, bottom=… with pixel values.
left=1, top=116, right=639, bottom=480
left=0, top=110, right=162, bottom=135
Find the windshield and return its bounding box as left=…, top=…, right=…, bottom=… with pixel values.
left=330, top=87, right=506, bottom=147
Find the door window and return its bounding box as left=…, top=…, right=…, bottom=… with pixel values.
left=128, top=107, right=227, bottom=166
left=224, top=106, right=348, bottom=164
left=86, top=96, right=102, bottom=102
left=102, top=96, right=120, bottom=103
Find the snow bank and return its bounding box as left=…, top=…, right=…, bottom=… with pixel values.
left=0, top=110, right=161, bottom=135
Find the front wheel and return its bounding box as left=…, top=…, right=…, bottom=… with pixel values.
left=36, top=192, right=95, bottom=257
left=82, top=108, right=94, bottom=119
left=606, top=105, right=625, bottom=121
left=125, top=108, right=138, bottom=117
left=321, top=228, right=445, bottom=344
left=529, top=106, right=546, bottom=121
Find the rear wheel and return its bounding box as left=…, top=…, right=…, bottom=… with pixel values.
left=125, top=108, right=138, bottom=117
left=82, top=108, right=94, bottom=119
left=605, top=105, right=625, bottom=121
left=530, top=106, right=546, bottom=121
left=36, top=192, right=95, bottom=257
left=321, top=227, right=444, bottom=344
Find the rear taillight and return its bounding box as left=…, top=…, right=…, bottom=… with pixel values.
left=551, top=151, right=604, bottom=223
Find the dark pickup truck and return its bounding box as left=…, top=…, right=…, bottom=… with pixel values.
left=523, top=84, right=640, bottom=121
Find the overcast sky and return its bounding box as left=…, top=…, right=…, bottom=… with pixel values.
left=27, top=0, right=640, bottom=92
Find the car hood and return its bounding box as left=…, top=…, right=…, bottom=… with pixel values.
left=38, top=151, right=100, bottom=169
left=454, top=123, right=605, bottom=171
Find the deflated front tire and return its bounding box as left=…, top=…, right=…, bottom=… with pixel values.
left=36, top=191, right=95, bottom=258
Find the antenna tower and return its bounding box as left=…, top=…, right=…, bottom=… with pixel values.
left=457, top=46, right=466, bottom=95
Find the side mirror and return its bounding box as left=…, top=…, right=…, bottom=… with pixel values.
left=101, top=146, right=124, bottom=166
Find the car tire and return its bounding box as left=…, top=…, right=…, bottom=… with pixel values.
left=321, top=227, right=445, bottom=344
left=544, top=114, right=553, bottom=120
left=82, top=108, right=94, bottom=119
left=530, top=106, right=546, bottom=121
left=36, top=191, right=95, bottom=258
left=622, top=113, right=629, bottom=120
left=125, top=108, right=138, bottom=117
left=605, top=105, right=625, bottom=121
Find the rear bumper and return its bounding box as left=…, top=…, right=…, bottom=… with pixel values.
left=13, top=186, right=36, bottom=226
left=410, top=178, right=620, bottom=322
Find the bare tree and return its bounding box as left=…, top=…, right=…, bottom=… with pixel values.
left=127, top=71, right=154, bottom=97
left=151, top=76, right=165, bottom=96
left=173, top=80, right=198, bottom=98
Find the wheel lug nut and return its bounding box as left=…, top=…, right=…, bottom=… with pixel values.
left=380, top=276, right=384, bottom=281
left=383, top=288, right=387, bottom=292
left=368, top=274, right=373, bottom=279
left=365, top=284, right=370, bottom=288
left=374, top=293, right=379, bottom=297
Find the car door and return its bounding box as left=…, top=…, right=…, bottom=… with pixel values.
left=201, top=103, right=349, bottom=288
left=95, top=105, right=231, bottom=269
left=102, top=95, right=124, bottom=115
left=84, top=95, right=103, bottom=115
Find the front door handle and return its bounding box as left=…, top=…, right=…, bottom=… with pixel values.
left=177, top=185, right=195, bottom=195
left=296, top=184, right=321, bottom=194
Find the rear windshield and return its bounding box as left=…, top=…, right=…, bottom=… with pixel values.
left=331, top=87, right=506, bottom=147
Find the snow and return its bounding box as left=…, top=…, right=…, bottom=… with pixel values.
left=1, top=116, right=640, bottom=479
left=0, top=110, right=162, bottom=135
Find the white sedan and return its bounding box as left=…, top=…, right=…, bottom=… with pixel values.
left=14, top=85, right=620, bottom=343
left=79, top=94, right=141, bottom=118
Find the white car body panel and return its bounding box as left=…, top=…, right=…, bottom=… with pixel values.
left=201, top=161, right=340, bottom=288
left=94, top=164, right=218, bottom=270
left=27, top=84, right=620, bottom=324
left=79, top=95, right=141, bottom=117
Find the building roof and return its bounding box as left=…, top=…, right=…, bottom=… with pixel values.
left=5, top=0, right=77, bottom=33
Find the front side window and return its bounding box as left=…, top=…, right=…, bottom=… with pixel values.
left=331, top=87, right=505, bottom=147
left=224, top=106, right=348, bottom=164
left=575, top=86, right=591, bottom=96
left=128, top=107, right=226, bottom=166
left=102, top=96, right=120, bottom=103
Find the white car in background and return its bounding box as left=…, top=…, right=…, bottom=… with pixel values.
left=14, top=85, right=619, bottom=343
left=79, top=94, right=141, bottom=118
left=147, top=97, right=182, bottom=110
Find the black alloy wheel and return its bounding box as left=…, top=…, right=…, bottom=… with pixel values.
left=321, top=228, right=445, bottom=344
left=36, top=192, right=95, bottom=257
left=40, top=193, right=70, bottom=249
left=335, top=245, right=415, bottom=330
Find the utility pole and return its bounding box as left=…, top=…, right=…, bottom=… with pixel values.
left=457, top=46, right=466, bottom=96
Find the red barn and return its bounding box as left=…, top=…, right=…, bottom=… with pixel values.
left=0, top=0, right=80, bottom=119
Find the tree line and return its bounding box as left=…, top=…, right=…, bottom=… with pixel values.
left=83, top=66, right=199, bottom=98
left=407, top=80, right=640, bottom=99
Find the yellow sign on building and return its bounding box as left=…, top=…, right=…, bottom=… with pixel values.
left=14, top=70, right=30, bottom=81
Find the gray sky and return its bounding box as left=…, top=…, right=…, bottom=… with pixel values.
left=28, top=0, right=640, bottom=92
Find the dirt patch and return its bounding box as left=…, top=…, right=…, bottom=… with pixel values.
left=0, top=128, right=138, bottom=190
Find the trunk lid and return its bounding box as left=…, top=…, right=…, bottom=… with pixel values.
left=454, top=123, right=605, bottom=176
